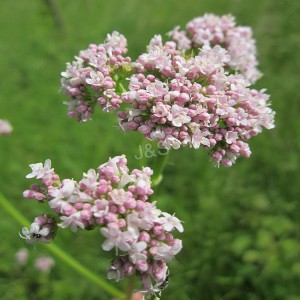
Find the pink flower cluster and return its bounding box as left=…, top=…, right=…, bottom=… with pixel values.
left=0, top=119, right=12, bottom=135
left=60, top=14, right=275, bottom=167
left=21, top=156, right=183, bottom=294
left=61, top=32, right=131, bottom=121
left=168, top=13, right=261, bottom=83
left=119, top=36, right=274, bottom=166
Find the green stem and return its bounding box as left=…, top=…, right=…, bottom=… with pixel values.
left=0, top=193, right=30, bottom=226
left=118, top=82, right=127, bottom=93
left=151, top=149, right=169, bottom=187
left=0, top=192, right=125, bottom=300
left=113, top=74, right=127, bottom=94
left=44, top=244, right=124, bottom=299
left=44, top=0, right=65, bottom=36
left=137, top=138, right=149, bottom=169
left=125, top=276, right=136, bottom=300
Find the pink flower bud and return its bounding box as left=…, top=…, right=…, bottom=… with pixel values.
left=63, top=204, right=76, bottom=216
left=135, top=260, right=148, bottom=272
left=118, top=219, right=126, bottom=228
left=138, top=125, right=151, bottom=134
left=104, top=212, right=117, bottom=223
left=178, top=93, right=189, bottom=103
left=222, top=158, right=233, bottom=167
left=135, top=200, right=146, bottom=211
left=241, top=147, right=251, bottom=157
left=75, top=202, right=84, bottom=210
left=118, top=205, right=126, bottom=214
left=139, top=231, right=150, bottom=243
left=127, top=121, right=139, bottom=130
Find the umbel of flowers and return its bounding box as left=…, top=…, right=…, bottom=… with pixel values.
left=61, top=32, right=131, bottom=122
left=20, top=157, right=183, bottom=295
left=61, top=14, right=275, bottom=167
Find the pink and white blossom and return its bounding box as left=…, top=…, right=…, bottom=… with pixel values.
left=21, top=156, right=183, bottom=294
left=19, top=222, right=50, bottom=244
left=26, top=159, right=53, bottom=180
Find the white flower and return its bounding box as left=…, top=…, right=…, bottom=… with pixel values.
left=127, top=212, right=142, bottom=239
left=48, top=197, right=69, bottom=212
left=109, top=189, right=128, bottom=205
left=118, top=173, right=133, bottom=188
left=153, top=243, right=175, bottom=261
left=92, top=199, right=109, bottom=218
left=105, top=31, right=127, bottom=55
left=107, top=265, right=122, bottom=282
left=150, top=127, right=166, bottom=140
left=137, top=202, right=162, bottom=230
left=153, top=240, right=183, bottom=261
left=126, top=108, right=143, bottom=121
left=160, top=212, right=184, bottom=233
left=100, top=225, right=133, bottom=252
left=152, top=103, right=170, bottom=118
left=48, top=179, right=79, bottom=209
left=192, top=129, right=210, bottom=148
left=61, top=60, right=83, bottom=79
left=195, top=45, right=230, bottom=75
left=146, top=80, right=168, bottom=97
left=26, top=159, right=53, bottom=179
left=19, top=223, right=50, bottom=244
left=86, top=71, right=105, bottom=86
left=162, top=135, right=181, bottom=150
left=224, top=131, right=238, bottom=144
left=59, top=212, right=85, bottom=232
left=168, top=105, right=191, bottom=127
left=129, top=241, right=147, bottom=264
left=80, top=169, right=99, bottom=192
left=60, top=179, right=76, bottom=197
left=98, top=156, right=125, bottom=176
left=89, top=52, right=107, bottom=69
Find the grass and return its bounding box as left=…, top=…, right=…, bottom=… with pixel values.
left=0, top=0, right=299, bottom=299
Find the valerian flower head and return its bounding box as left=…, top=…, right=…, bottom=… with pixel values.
left=60, top=31, right=131, bottom=121
left=21, top=155, right=183, bottom=295
left=181, top=13, right=261, bottom=83
left=60, top=15, right=275, bottom=167
left=117, top=19, right=275, bottom=167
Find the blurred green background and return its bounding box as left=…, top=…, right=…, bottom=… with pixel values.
left=0, top=0, right=299, bottom=299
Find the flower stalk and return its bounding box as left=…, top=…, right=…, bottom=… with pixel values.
left=151, top=150, right=169, bottom=188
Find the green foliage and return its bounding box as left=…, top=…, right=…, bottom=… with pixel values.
left=0, top=0, right=299, bottom=299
